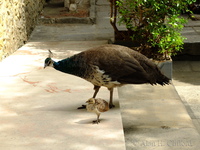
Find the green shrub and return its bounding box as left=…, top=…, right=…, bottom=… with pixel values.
left=114, top=0, right=196, bottom=60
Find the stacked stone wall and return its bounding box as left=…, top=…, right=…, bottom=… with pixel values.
left=0, top=0, right=45, bottom=61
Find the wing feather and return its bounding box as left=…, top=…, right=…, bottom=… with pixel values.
left=78, top=44, right=160, bottom=84
left=95, top=98, right=109, bottom=112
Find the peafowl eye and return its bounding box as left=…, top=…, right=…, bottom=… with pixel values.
left=44, top=58, right=54, bottom=68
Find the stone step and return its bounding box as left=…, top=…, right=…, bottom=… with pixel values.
left=39, top=0, right=97, bottom=24
left=118, top=84, right=200, bottom=150
left=29, top=24, right=113, bottom=42
left=0, top=41, right=126, bottom=150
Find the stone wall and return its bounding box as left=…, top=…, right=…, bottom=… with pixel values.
left=0, top=0, right=45, bottom=61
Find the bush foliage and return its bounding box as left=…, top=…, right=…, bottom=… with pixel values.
left=114, top=0, right=196, bottom=60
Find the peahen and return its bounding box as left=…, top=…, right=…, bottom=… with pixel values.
left=44, top=44, right=170, bottom=108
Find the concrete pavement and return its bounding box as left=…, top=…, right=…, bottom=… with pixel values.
left=173, top=61, right=200, bottom=135
left=1, top=41, right=200, bottom=150
left=118, top=84, right=200, bottom=150
left=0, top=41, right=126, bottom=150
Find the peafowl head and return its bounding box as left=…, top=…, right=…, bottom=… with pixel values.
left=44, top=50, right=54, bottom=68
left=86, top=98, right=95, bottom=104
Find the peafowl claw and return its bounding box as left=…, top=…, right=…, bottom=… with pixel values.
left=93, top=120, right=100, bottom=124
left=109, top=103, right=115, bottom=108
left=77, top=105, right=86, bottom=109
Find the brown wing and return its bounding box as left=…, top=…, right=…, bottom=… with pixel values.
left=84, top=45, right=151, bottom=84
left=77, top=44, right=169, bottom=85
left=95, top=98, right=109, bottom=112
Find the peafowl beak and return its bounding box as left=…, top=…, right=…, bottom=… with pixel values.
left=44, top=61, right=48, bottom=69
left=44, top=50, right=53, bottom=69
left=44, top=58, right=53, bottom=69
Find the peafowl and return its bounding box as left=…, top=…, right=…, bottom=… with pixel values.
left=44, top=44, right=170, bottom=108
left=86, top=98, right=109, bottom=124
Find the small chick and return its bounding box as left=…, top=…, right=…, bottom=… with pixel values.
left=86, top=98, right=109, bottom=124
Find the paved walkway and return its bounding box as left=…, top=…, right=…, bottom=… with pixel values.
left=0, top=1, right=200, bottom=150
left=173, top=61, right=200, bottom=134
left=0, top=41, right=125, bottom=150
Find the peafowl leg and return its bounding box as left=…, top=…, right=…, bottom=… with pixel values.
left=109, top=88, right=115, bottom=108
left=77, top=85, right=100, bottom=109
left=93, top=85, right=100, bottom=98
left=93, top=113, right=100, bottom=124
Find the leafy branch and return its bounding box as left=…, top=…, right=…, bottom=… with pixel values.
left=110, top=0, right=196, bottom=60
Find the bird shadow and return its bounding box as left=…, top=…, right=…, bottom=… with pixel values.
left=36, top=103, right=87, bottom=112
left=75, top=118, right=108, bottom=125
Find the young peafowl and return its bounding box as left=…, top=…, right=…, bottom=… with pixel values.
left=86, top=98, right=109, bottom=124
left=44, top=44, right=170, bottom=108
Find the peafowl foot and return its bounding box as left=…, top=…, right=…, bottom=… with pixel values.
left=77, top=105, right=86, bottom=109
left=93, top=120, right=100, bottom=124
left=109, top=103, right=115, bottom=108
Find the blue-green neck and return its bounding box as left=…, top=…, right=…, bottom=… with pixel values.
left=53, top=57, right=84, bottom=77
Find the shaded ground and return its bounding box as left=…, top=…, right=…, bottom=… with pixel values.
left=41, top=0, right=89, bottom=18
